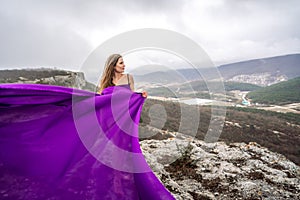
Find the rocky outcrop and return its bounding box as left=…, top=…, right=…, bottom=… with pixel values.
left=18, top=71, right=94, bottom=91
left=140, top=136, right=300, bottom=199
left=0, top=69, right=96, bottom=91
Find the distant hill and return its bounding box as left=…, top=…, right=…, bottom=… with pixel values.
left=246, top=77, right=300, bottom=105
left=135, top=70, right=185, bottom=84
left=180, top=81, right=261, bottom=93
left=135, top=54, right=300, bottom=86
left=146, top=80, right=261, bottom=98
left=224, top=81, right=262, bottom=91
left=134, top=68, right=222, bottom=84
left=218, top=54, right=300, bottom=80
left=218, top=54, right=300, bottom=86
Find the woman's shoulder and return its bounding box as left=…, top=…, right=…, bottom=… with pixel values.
left=126, top=73, right=134, bottom=79
left=123, top=73, right=134, bottom=81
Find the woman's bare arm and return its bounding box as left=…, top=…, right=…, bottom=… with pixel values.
left=129, top=74, right=147, bottom=98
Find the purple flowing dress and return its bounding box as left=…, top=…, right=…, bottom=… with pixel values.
left=0, top=83, right=175, bottom=200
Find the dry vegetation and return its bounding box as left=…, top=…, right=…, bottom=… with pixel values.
left=140, top=99, right=300, bottom=165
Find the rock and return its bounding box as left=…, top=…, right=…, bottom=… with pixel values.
left=140, top=137, right=300, bottom=199
left=139, top=125, right=177, bottom=140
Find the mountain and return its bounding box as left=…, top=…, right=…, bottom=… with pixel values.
left=246, top=77, right=300, bottom=105
left=223, top=81, right=262, bottom=91
left=218, top=54, right=300, bottom=86
left=135, top=70, right=185, bottom=84
left=145, top=81, right=262, bottom=98
left=135, top=54, right=300, bottom=86
left=134, top=68, right=221, bottom=85
left=218, top=54, right=300, bottom=79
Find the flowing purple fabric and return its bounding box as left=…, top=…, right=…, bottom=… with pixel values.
left=0, top=83, right=175, bottom=200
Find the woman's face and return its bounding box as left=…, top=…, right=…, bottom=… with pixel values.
left=114, top=57, right=125, bottom=73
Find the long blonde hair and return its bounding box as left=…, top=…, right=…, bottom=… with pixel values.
left=98, top=54, right=122, bottom=93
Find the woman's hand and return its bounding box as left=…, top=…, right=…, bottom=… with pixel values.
left=141, top=91, right=148, bottom=98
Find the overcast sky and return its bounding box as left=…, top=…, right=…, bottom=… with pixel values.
left=0, top=0, right=299, bottom=72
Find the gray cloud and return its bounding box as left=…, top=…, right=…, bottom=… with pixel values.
left=0, top=12, right=90, bottom=68
left=0, top=0, right=299, bottom=70
left=0, top=0, right=186, bottom=69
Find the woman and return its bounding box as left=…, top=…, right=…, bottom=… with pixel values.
left=0, top=54, right=175, bottom=199
left=98, top=54, right=148, bottom=98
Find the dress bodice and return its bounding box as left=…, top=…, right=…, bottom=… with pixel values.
left=115, top=83, right=130, bottom=89
left=101, top=84, right=131, bottom=95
